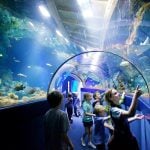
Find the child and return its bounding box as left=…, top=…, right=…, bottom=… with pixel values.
left=65, top=92, right=73, bottom=123
left=93, top=105, right=114, bottom=150
left=73, top=93, right=81, bottom=117
left=44, top=91, right=74, bottom=150
left=104, top=90, right=126, bottom=136
left=81, top=93, right=96, bottom=149
left=92, top=91, right=104, bottom=108
left=105, top=90, right=125, bottom=113
left=105, top=86, right=143, bottom=150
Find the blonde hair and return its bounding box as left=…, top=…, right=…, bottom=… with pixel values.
left=94, top=105, right=105, bottom=115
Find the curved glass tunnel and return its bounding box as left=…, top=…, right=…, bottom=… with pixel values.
left=48, top=51, right=150, bottom=108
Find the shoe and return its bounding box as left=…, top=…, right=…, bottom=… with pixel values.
left=88, top=142, right=96, bottom=149
left=81, top=137, right=86, bottom=146
left=70, top=119, right=73, bottom=124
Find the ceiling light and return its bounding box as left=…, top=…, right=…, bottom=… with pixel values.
left=82, top=9, right=93, bottom=18
left=77, top=0, right=85, bottom=6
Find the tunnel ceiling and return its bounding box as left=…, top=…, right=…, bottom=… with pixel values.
left=51, top=0, right=150, bottom=51
left=52, top=0, right=117, bottom=48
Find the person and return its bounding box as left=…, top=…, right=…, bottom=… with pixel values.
left=105, top=90, right=126, bottom=112
left=72, top=93, right=81, bottom=117
left=104, top=90, right=126, bottom=136
left=81, top=93, right=96, bottom=149
left=92, top=91, right=104, bottom=108
left=93, top=105, right=114, bottom=150
left=65, top=92, right=73, bottom=123
left=44, top=90, right=74, bottom=150
left=105, top=86, right=143, bottom=150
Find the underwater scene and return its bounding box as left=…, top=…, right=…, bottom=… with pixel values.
left=0, top=0, right=150, bottom=108
left=0, top=1, right=81, bottom=107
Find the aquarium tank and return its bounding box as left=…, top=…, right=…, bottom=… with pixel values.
left=0, top=0, right=149, bottom=108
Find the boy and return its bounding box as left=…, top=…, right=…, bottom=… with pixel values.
left=93, top=91, right=104, bottom=108
left=44, top=91, right=74, bottom=150
left=93, top=105, right=113, bottom=150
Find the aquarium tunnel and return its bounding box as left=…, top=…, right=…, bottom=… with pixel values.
left=0, top=0, right=150, bottom=150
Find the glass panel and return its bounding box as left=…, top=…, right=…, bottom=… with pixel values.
left=0, top=2, right=81, bottom=108
left=49, top=51, right=150, bottom=104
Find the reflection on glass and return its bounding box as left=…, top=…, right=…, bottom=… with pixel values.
left=49, top=51, right=150, bottom=103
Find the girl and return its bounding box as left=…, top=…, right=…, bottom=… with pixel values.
left=105, top=86, right=143, bottom=150
left=81, top=93, right=96, bottom=149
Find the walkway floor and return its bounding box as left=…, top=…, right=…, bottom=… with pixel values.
left=68, top=115, right=96, bottom=150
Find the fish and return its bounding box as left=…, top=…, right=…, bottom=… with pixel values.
left=140, top=37, right=149, bottom=45
left=88, top=72, right=100, bottom=82
left=0, top=53, right=3, bottom=57
left=27, top=66, right=31, bottom=68
left=28, top=21, right=34, bottom=28
left=17, top=73, right=27, bottom=78
left=46, top=63, right=52, bottom=67
left=120, top=61, right=130, bottom=67
left=14, top=59, right=21, bottom=63
left=130, top=45, right=149, bottom=56
left=13, top=57, right=21, bottom=63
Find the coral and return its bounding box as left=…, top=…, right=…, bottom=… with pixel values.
left=8, top=92, right=18, bottom=100
left=0, top=92, right=3, bottom=96
left=0, top=96, right=19, bottom=107
left=25, top=87, right=36, bottom=95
